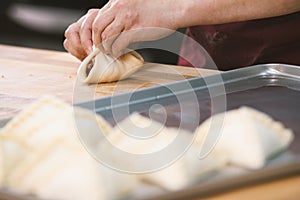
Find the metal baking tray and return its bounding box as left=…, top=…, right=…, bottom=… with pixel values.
left=1, top=63, right=300, bottom=199
left=76, top=63, right=300, bottom=199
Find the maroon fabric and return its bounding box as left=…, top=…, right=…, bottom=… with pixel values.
left=178, top=12, right=300, bottom=70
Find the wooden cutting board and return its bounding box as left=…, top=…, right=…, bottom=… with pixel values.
left=0, top=45, right=218, bottom=120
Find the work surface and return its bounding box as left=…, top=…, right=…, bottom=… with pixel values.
left=0, top=44, right=216, bottom=120
left=0, top=44, right=299, bottom=199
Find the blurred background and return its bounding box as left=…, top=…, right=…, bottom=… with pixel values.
left=0, top=0, right=183, bottom=64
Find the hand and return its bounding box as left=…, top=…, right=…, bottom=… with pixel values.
left=64, top=9, right=100, bottom=61
left=92, top=0, right=183, bottom=57
left=64, top=0, right=184, bottom=59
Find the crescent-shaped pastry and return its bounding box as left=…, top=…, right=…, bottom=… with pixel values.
left=195, top=106, right=294, bottom=169
left=77, top=48, right=144, bottom=83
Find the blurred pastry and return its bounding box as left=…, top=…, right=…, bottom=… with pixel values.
left=99, top=113, right=227, bottom=190
left=0, top=95, right=137, bottom=200
left=195, top=106, right=294, bottom=169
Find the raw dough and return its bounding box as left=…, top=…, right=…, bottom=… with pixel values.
left=100, top=113, right=227, bottom=190
left=195, top=106, right=294, bottom=169
left=77, top=48, right=144, bottom=83
left=0, top=95, right=137, bottom=200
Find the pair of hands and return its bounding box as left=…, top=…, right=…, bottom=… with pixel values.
left=64, top=0, right=181, bottom=61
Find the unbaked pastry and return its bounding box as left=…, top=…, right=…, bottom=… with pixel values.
left=99, top=113, right=227, bottom=190
left=195, top=106, right=294, bottom=169
left=0, top=95, right=137, bottom=200
left=77, top=48, right=144, bottom=83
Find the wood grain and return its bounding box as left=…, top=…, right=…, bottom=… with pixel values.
left=0, top=45, right=217, bottom=119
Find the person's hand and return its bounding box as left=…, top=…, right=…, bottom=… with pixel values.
left=63, top=9, right=100, bottom=61
left=64, top=0, right=184, bottom=60
left=92, top=0, right=183, bottom=57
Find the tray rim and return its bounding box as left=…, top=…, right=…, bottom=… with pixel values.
left=144, top=157, right=300, bottom=200
left=75, top=63, right=300, bottom=117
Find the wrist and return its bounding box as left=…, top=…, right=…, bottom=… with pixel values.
left=169, top=0, right=190, bottom=29
left=170, top=0, right=207, bottom=28
left=156, top=0, right=190, bottom=30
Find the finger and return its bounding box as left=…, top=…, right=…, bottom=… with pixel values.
left=112, top=27, right=175, bottom=57
left=64, top=39, right=87, bottom=61
left=64, top=24, right=88, bottom=61
left=80, top=9, right=99, bottom=55
left=101, top=20, right=124, bottom=55
left=92, top=9, right=115, bottom=49
left=111, top=29, right=141, bottom=57
left=64, top=14, right=86, bottom=40
left=64, top=18, right=88, bottom=59
left=65, top=39, right=87, bottom=61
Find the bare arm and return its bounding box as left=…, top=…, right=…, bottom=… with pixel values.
left=176, top=0, right=300, bottom=27
left=64, top=0, right=300, bottom=60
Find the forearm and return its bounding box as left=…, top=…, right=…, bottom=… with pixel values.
left=174, top=0, right=300, bottom=28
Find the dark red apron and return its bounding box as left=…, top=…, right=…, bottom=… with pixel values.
left=178, top=12, right=300, bottom=70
